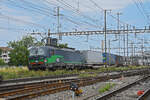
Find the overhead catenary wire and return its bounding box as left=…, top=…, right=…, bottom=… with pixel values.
left=54, top=0, right=101, bottom=28
left=89, top=0, right=135, bottom=27
left=56, top=0, right=98, bottom=22
left=135, top=0, right=150, bottom=24
left=20, top=0, right=100, bottom=28
left=6, top=0, right=101, bottom=30
left=0, top=26, right=31, bottom=32
left=3, top=0, right=90, bottom=31
left=5, top=0, right=55, bottom=17
left=42, top=0, right=102, bottom=29
left=0, top=14, right=47, bottom=30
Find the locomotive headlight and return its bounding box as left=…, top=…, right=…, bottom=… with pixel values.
left=56, top=58, right=60, bottom=62
left=44, top=59, right=47, bottom=63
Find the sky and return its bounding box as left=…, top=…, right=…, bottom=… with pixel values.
left=0, top=0, right=150, bottom=55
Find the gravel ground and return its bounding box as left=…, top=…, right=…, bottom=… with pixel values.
left=32, top=75, right=141, bottom=100
left=108, top=76, right=150, bottom=100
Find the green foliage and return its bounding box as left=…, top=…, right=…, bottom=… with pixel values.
left=79, top=73, right=97, bottom=78
left=99, top=83, right=116, bottom=93
left=58, top=43, right=68, bottom=48
left=9, top=46, right=29, bottom=66
left=0, top=49, right=2, bottom=56
left=0, top=66, right=149, bottom=80
left=0, top=58, right=5, bottom=65
left=0, top=67, right=80, bottom=80
left=8, top=35, right=43, bottom=66
left=7, top=36, right=43, bottom=48
left=96, top=66, right=150, bottom=73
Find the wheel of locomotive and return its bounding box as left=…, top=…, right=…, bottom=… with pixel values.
left=33, top=67, right=39, bottom=71
left=41, top=67, right=46, bottom=71
left=66, top=65, right=71, bottom=70
left=28, top=65, right=33, bottom=71
left=0, top=75, right=3, bottom=82
left=50, top=68, right=56, bottom=71
left=40, top=65, right=46, bottom=71
left=70, top=65, right=74, bottom=70
left=66, top=65, right=69, bottom=70
left=48, top=65, right=56, bottom=71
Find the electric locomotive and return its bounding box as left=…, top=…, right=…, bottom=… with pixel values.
left=28, top=46, right=85, bottom=70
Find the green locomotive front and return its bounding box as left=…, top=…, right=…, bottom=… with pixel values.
left=28, top=46, right=85, bottom=70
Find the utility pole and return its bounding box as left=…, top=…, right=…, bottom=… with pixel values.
left=101, top=40, right=104, bottom=53
left=117, top=12, right=122, bottom=56
left=131, top=42, right=134, bottom=65
left=104, top=10, right=107, bottom=68
left=109, top=40, right=111, bottom=66
left=54, top=7, right=63, bottom=40
left=142, top=38, right=144, bottom=66
left=133, top=44, right=135, bottom=65
left=127, top=24, right=129, bottom=65
left=123, top=25, right=126, bottom=65
left=57, top=7, right=60, bottom=40
left=48, top=29, right=50, bottom=37
left=77, top=0, right=79, bottom=11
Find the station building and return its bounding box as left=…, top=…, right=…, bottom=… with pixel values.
left=0, top=47, right=12, bottom=63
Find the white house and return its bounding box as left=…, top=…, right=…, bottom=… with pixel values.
left=0, top=47, right=12, bottom=63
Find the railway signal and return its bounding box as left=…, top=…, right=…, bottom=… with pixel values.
left=70, top=82, right=83, bottom=96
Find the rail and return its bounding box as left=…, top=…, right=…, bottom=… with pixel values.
left=96, top=76, right=150, bottom=100
left=137, top=88, right=150, bottom=100
left=0, top=69, right=150, bottom=100
left=1, top=67, right=149, bottom=85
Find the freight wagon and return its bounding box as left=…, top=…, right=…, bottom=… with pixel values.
left=103, top=53, right=116, bottom=65
left=103, top=53, right=124, bottom=66
left=115, top=55, right=124, bottom=65
left=81, top=50, right=103, bottom=65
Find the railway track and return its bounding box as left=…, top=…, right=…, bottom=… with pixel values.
left=95, top=75, right=150, bottom=100
left=138, top=88, right=150, bottom=100
left=0, top=74, right=78, bottom=85
left=0, top=78, right=78, bottom=93
left=0, top=69, right=150, bottom=100
left=1, top=67, right=149, bottom=85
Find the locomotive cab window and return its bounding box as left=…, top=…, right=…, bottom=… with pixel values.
left=29, top=48, right=37, bottom=56
left=37, top=48, right=45, bottom=56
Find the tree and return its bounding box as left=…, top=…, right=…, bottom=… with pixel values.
left=9, top=46, right=29, bottom=66
left=58, top=43, right=68, bottom=48
left=8, top=35, right=43, bottom=66
left=8, top=36, right=44, bottom=48
left=0, top=58, right=5, bottom=65
left=0, top=49, right=2, bottom=56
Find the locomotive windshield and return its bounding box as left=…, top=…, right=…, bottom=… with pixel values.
left=29, top=47, right=46, bottom=56
left=29, top=48, right=37, bottom=56
left=37, top=48, right=45, bottom=55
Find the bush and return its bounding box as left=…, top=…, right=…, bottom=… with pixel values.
left=0, top=59, right=5, bottom=65
left=99, top=83, right=115, bottom=93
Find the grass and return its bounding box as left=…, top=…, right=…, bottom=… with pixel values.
left=79, top=73, right=98, bottom=78
left=0, top=66, right=149, bottom=80
left=0, top=67, right=79, bottom=80
left=99, top=83, right=116, bottom=93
